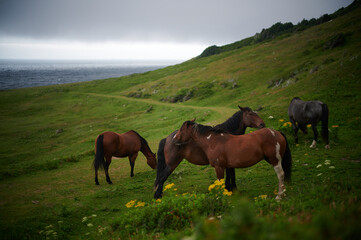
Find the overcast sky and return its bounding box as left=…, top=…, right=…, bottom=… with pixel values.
left=0, top=0, right=353, bottom=61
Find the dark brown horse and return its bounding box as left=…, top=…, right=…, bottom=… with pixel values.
left=154, top=106, right=265, bottom=198
left=93, top=130, right=156, bottom=185
left=173, top=120, right=292, bottom=200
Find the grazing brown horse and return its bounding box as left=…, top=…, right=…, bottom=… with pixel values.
left=154, top=106, right=266, bottom=199
left=93, top=130, right=156, bottom=185
left=173, top=120, right=292, bottom=200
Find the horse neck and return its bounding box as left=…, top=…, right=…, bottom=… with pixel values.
left=216, top=111, right=245, bottom=135
left=140, top=141, right=153, bottom=159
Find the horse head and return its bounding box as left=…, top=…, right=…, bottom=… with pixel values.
left=172, top=120, right=195, bottom=145
left=147, top=153, right=157, bottom=169
left=238, top=106, right=265, bottom=129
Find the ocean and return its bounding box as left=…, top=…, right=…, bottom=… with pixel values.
left=0, top=59, right=178, bottom=90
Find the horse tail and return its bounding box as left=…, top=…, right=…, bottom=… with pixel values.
left=154, top=138, right=167, bottom=189
left=93, top=134, right=105, bottom=171
left=321, top=103, right=329, bottom=144
left=280, top=132, right=292, bottom=183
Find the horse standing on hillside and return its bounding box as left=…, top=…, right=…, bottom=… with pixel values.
left=154, top=106, right=265, bottom=199
left=288, top=97, right=330, bottom=149
left=93, top=131, right=156, bottom=185
left=172, top=120, right=292, bottom=201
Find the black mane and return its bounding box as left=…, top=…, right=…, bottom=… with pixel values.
left=214, top=110, right=242, bottom=133
left=186, top=121, right=228, bottom=136
left=214, top=107, right=253, bottom=135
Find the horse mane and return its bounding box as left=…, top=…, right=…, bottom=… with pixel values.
left=131, top=130, right=154, bottom=154
left=214, top=110, right=243, bottom=133
left=291, top=97, right=301, bottom=101
left=187, top=121, right=228, bottom=136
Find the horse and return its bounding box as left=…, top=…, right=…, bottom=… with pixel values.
left=172, top=120, right=292, bottom=201
left=153, top=106, right=266, bottom=199
left=288, top=97, right=329, bottom=149
left=93, top=130, right=156, bottom=185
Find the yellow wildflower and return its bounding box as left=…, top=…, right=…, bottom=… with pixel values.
left=208, top=183, right=216, bottom=191
left=164, top=183, right=175, bottom=191
left=332, top=125, right=339, bottom=128
left=135, top=201, right=145, bottom=208
left=156, top=199, right=162, bottom=203
left=125, top=200, right=136, bottom=208
left=279, top=119, right=284, bottom=122
left=283, top=122, right=292, bottom=127
left=260, top=194, right=267, bottom=199
left=223, top=189, right=232, bottom=196
left=307, top=124, right=311, bottom=128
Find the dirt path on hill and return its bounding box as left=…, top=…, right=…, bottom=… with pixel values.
left=86, top=92, right=235, bottom=119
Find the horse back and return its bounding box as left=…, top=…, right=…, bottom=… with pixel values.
left=289, top=98, right=323, bottom=124
left=101, top=131, right=141, bottom=157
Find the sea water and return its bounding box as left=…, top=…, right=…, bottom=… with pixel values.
left=0, top=59, right=177, bottom=90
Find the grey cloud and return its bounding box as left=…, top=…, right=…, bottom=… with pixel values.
left=0, top=0, right=353, bottom=45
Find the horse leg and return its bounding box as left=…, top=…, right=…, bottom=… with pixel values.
left=95, top=169, right=99, bottom=185
left=273, top=161, right=286, bottom=201
left=299, top=123, right=308, bottom=134
left=154, top=155, right=183, bottom=199
left=225, top=168, right=237, bottom=191
left=289, top=119, right=299, bottom=144
left=215, top=166, right=225, bottom=180
left=225, top=168, right=231, bottom=190
left=105, top=156, right=113, bottom=184
left=128, top=153, right=138, bottom=177
left=154, top=166, right=173, bottom=199
left=230, top=168, right=237, bottom=190
left=310, top=123, right=318, bottom=148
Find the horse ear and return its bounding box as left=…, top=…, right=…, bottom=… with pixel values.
left=191, top=118, right=196, bottom=122
left=238, top=105, right=244, bottom=111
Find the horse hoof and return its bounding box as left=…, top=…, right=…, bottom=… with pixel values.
left=95, top=182, right=99, bottom=185
left=107, top=181, right=113, bottom=184
left=310, top=140, right=317, bottom=148
left=325, top=144, right=330, bottom=149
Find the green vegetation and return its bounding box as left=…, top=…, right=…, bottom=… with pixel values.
left=198, top=0, right=361, bottom=58
left=1, top=2, right=361, bottom=239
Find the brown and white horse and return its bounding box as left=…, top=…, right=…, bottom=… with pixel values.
left=173, top=120, right=292, bottom=200
left=93, top=130, right=156, bottom=185
left=153, top=107, right=265, bottom=199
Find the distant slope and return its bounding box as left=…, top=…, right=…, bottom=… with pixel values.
left=197, top=0, right=361, bottom=58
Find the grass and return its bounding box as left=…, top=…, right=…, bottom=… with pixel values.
left=0, top=5, right=361, bottom=239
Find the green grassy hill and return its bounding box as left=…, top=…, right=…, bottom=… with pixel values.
left=0, top=3, right=360, bottom=239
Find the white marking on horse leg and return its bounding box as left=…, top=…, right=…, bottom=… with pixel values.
left=207, top=134, right=212, bottom=140
left=275, top=142, right=282, bottom=162
left=268, top=129, right=276, bottom=137
left=310, top=140, right=317, bottom=148
left=325, top=144, right=330, bottom=149
left=274, top=160, right=285, bottom=201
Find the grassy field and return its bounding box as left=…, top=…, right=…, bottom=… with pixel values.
left=1, top=5, right=361, bottom=240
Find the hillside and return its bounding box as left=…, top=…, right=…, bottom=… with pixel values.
left=0, top=3, right=361, bottom=239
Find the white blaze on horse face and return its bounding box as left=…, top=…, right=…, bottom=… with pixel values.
left=172, top=132, right=178, bottom=140
left=221, top=133, right=224, bottom=136
left=207, top=134, right=212, bottom=140
left=268, top=129, right=276, bottom=137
